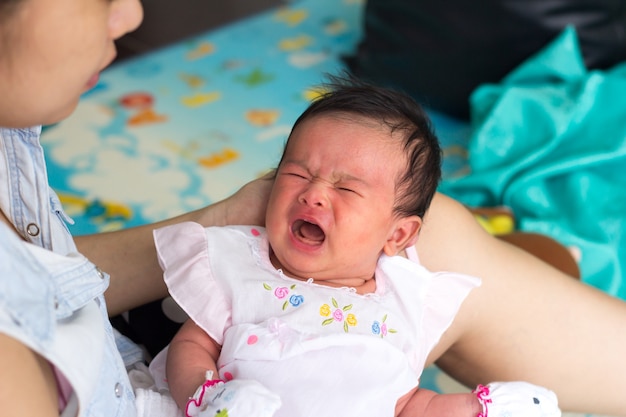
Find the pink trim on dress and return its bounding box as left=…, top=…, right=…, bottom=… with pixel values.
left=53, top=365, right=73, bottom=413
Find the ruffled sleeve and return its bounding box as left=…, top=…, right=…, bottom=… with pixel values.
left=418, top=270, right=481, bottom=368
left=378, top=253, right=481, bottom=374
left=153, top=222, right=231, bottom=345
left=423, top=270, right=481, bottom=337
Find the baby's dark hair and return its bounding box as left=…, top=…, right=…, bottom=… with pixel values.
left=284, top=75, right=442, bottom=219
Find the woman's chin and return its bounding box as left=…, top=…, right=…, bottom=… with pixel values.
left=43, top=98, right=81, bottom=126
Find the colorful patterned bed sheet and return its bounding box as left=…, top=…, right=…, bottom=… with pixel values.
left=39, top=1, right=607, bottom=414
left=40, top=0, right=469, bottom=236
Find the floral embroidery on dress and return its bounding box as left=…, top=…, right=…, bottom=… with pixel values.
left=371, top=314, right=397, bottom=338
left=320, top=297, right=357, bottom=333
left=263, top=282, right=304, bottom=310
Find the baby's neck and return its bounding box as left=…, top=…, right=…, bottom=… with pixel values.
left=311, top=276, right=377, bottom=295
left=269, top=251, right=377, bottom=295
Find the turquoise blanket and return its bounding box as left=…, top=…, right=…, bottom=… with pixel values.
left=440, top=27, right=626, bottom=299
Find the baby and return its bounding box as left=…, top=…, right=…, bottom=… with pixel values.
left=151, top=76, right=561, bottom=417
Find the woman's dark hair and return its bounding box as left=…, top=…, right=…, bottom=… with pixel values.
left=0, top=0, right=21, bottom=13
left=282, top=74, right=442, bottom=219
left=0, top=0, right=23, bottom=26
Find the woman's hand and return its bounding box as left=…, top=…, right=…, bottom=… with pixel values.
left=85, top=172, right=275, bottom=315
left=198, top=171, right=275, bottom=227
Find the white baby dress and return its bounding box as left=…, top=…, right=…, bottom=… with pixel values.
left=152, top=222, right=481, bottom=417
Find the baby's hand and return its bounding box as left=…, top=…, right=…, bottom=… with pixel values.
left=185, top=372, right=281, bottom=417
left=473, top=381, right=561, bottom=417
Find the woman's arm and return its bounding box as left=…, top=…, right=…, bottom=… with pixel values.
left=76, top=174, right=273, bottom=316
left=0, top=334, right=59, bottom=417
left=419, top=193, right=626, bottom=416
left=166, top=319, right=222, bottom=410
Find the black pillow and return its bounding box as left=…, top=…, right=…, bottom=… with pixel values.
left=346, top=0, right=626, bottom=119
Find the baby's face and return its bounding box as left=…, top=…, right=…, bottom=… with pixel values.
left=265, top=114, right=406, bottom=286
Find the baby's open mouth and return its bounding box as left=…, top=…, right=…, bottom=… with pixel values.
left=292, top=219, right=325, bottom=244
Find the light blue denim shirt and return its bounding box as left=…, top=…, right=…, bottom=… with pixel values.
left=0, top=126, right=139, bottom=417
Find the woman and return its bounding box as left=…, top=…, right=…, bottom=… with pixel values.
left=0, top=1, right=251, bottom=416
left=0, top=0, right=625, bottom=416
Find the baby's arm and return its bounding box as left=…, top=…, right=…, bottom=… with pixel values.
left=397, top=382, right=561, bottom=417
left=166, top=319, right=222, bottom=410
left=396, top=388, right=481, bottom=417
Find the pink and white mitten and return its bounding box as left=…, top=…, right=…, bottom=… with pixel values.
left=185, top=372, right=281, bottom=417
left=473, top=381, right=561, bottom=417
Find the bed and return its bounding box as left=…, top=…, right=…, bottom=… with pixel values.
left=40, top=0, right=619, bottom=415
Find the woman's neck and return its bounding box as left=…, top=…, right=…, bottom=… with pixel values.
left=1, top=208, right=12, bottom=228
left=0, top=209, right=25, bottom=240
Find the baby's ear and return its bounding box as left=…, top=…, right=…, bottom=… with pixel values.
left=383, top=215, right=421, bottom=256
